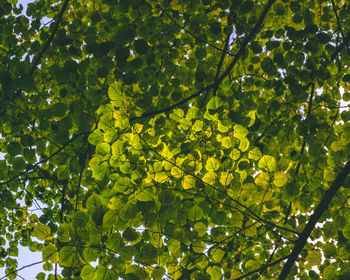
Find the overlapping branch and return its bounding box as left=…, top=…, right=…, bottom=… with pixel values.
left=278, top=160, right=350, bottom=279
left=0, top=132, right=89, bottom=187
left=131, top=0, right=276, bottom=122
left=30, top=0, right=70, bottom=75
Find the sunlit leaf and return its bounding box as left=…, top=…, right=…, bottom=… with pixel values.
left=183, top=175, right=196, bottom=189
left=258, top=155, right=277, bottom=172
left=33, top=224, right=51, bottom=241
left=255, top=172, right=270, bottom=187
left=273, top=172, right=288, bottom=187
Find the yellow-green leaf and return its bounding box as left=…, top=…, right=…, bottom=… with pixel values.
left=194, top=222, right=207, bottom=237
left=42, top=245, right=58, bottom=262
left=33, top=224, right=51, bottom=241
left=202, top=171, right=217, bottom=185
left=205, top=157, right=220, bottom=172
left=219, top=172, right=233, bottom=186
left=306, top=250, right=322, bottom=266
left=183, top=175, right=196, bottom=189
left=192, top=240, right=206, bottom=253
left=248, top=147, right=262, bottom=160
left=234, top=124, right=249, bottom=140
left=211, top=248, right=225, bottom=263
left=238, top=138, right=250, bottom=152
left=258, top=155, right=276, bottom=172
left=255, top=172, right=270, bottom=187
left=324, top=168, right=335, bottom=182
left=273, top=172, right=288, bottom=187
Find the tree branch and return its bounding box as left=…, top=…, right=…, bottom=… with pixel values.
left=330, top=0, right=346, bottom=40
left=278, top=160, right=350, bottom=280
left=232, top=255, right=289, bottom=280
left=284, top=83, right=315, bottom=223
left=150, top=0, right=226, bottom=53
left=0, top=132, right=89, bottom=187
left=131, top=0, right=276, bottom=122
left=30, top=0, right=70, bottom=75
left=0, top=261, right=43, bottom=280
left=212, top=34, right=231, bottom=96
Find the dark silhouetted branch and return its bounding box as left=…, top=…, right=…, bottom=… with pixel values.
left=278, top=160, right=350, bottom=280
left=132, top=0, right=276, bottom=122
left=30, top=0, right=70, bottom=74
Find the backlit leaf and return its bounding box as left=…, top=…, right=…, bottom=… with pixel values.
left=33, top=224, right=51, bottom=241
left=183, top=175, right=196, bottom=189
left=255, top=172, right=270, bottom=187
left=258, top=155, right=277, bottom=172
left=273, top=172, right=288, bottom=187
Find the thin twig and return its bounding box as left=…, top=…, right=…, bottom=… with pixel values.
left=232, top=255, right=289, bottom=280
left=0, top=261, right=43, bottom=280
left=139, top=133, right=299, bottom=237
left=212, top=34, right=231, bottom=96
left=330, top=0, right=346, bottom=40
left=75, top=151, right=87, bottom=211
left=0, top=132, right=89, bottom=187
left=132, top=0, right=276, bottom=122
left=30, top=0, right=70, bottom=74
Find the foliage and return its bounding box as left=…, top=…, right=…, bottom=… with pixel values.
left=0, top=0, right=349, bottom=279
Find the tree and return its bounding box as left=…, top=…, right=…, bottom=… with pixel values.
left=0, top=0, right=349, bottom=279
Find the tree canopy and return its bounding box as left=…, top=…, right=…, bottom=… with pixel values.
left=0, top=0, right=350, bottom=279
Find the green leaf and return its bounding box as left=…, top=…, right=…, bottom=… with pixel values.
left=255, top=172, right=269, bottom=187
left=248, top=147, right=262, bottom=160
left=92, top=161, right=109, bottom=181
left=206, top=266, right=222, bottom=280
left=96, top=142, right=111, bottom=156
left=57, top=223, right=75, bottom=242
left=72, top=211, right=89, bottom=227
left=261, top=57, right=277, bottom=75
left=188, top=205, right=203, bottom=221
left=286, top=182, right=299, bottom=196
left=194, top=222, right=207, bottom=237
left=83, top=247, right=98, bottom=262
left=207, top=97, right=223, bottom=113
left=140, top=243, right=157, bottom=264
left=103, top=210, right=117, bottom=228
left=152, top=267, right=165, bottom=280
left=134, top=39, right=149, bottom=55
left=192, top=240, right=206, bottom=253
left=322, top=263, right=337, bottom=280
left=59, top=246, right=78, bottom=267
left=106, top=233, right=123, bottom=252
left=167, top=239, right=181, bottom=254
left=7, top=142, right=22, bottom=156
left=42, top=245, right=58, bottom=262
left=212, top=211, right=227, bottom=225
left=234, top=125, right=249, bottom=140
left=306, top=250, right=322, bottom=266
left=33, top=224, right=51, bottom=241
left=81, top=265, right=96, bottom=280
left=211, top=248, right=225, bottom=263
left=123, top=227, right=139, bottom=242
left=57, top=166, right=69, bottom=180
left=95, top=267, right=118, bottom=280
left=258, top=155, right=277, bottom=172
left=273, top=172, right=288, bottom=187
left=52, top=102, right=67, bottom=117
